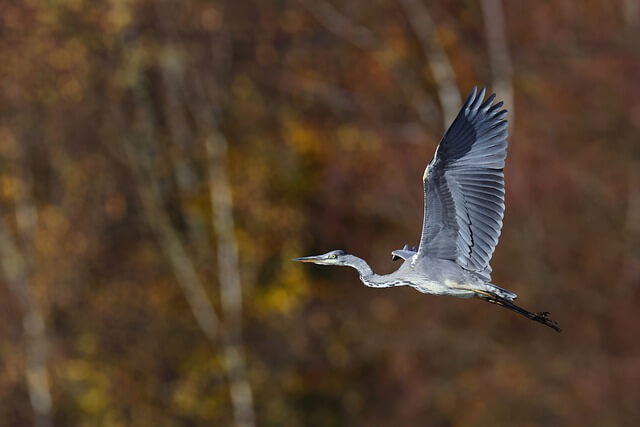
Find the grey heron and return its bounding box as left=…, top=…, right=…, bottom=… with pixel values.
left=294, top=87, right=560, bottom=332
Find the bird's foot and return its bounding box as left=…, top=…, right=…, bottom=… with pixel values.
left=533, top=311, right=561, bottom=333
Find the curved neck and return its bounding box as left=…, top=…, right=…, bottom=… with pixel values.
left=343, top=255, right=401, bottom=288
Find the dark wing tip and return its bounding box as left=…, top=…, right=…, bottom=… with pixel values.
left=480, top=93, right=496, bottom=110
left=465, top=86, right=500, bottom=112
left=464, top=86, right=478, bottom=108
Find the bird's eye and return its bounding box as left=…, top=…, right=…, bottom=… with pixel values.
left=329, top=254, right=337, bottom=259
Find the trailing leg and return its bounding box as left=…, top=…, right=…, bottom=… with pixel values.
left=475, top=291, right=561, bottom=332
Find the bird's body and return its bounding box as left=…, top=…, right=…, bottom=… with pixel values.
left=340, top=253, right=515, bottom=299
left=381, top=256, right=483, bottom=297
left=295, top=87, right=560, bottom=332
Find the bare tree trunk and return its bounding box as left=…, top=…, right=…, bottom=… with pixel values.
left=0, top=226, right=52, bottom=427
left=0, top=139, right=52, bottom=427
left=398, top=0, right=462, bottom=128
left=187, top=62, right=257, bottom=427
left=204, top=130, right=255, bottom=427
left=481, top=0, right=514, bottom=127
left=153, top=2, right=256, bottom=423
left=137, top=2, right=256, bottom=424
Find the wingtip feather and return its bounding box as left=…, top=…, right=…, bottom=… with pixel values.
left=480, top=93, right=496, bottom=110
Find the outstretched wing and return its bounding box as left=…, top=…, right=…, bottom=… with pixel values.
left=417, top=87, right=508, bottom=281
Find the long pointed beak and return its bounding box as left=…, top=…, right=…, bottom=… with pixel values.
left=293, top=255, right=323, bottom=263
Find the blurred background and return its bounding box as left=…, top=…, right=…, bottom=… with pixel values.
left=0, top=0, right=639, bottom=425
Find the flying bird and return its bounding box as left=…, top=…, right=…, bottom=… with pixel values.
left=294, top=87, right=560, bottom=332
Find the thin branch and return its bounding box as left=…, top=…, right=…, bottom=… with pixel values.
left=286, top=74, right=358, bottom=115
left=116, top=95, right=255, bottom=426
left=158, top=58, right=211, bottom=263
left=398, top=0, right=462, bottom=128
left=117, top=107, right=221, bottom=342
left=297, top=0, right=439, bottom=127
left=481, top=0, right=514, bottom=128
left=296, top=0, right=379, bottom=49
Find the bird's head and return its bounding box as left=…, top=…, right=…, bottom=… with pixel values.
left=293, top=250, right=349, bottom=266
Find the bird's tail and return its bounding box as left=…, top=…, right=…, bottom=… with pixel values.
left=475, top=289, right=561, bottom=332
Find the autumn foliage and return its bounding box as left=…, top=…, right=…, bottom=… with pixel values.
left=0, top=0, right=639, bottom=425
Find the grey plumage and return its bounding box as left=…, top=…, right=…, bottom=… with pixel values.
left=295, top=87, right=560, bottom=332
left=419, top=86, right=506, bottom=281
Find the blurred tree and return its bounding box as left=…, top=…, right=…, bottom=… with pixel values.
left=0, top=130, right=52, bottom=427
left=0, top=0, right=639, bottom=425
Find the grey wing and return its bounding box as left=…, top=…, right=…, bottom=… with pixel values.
left=417, top=87, right=508, bottom=281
